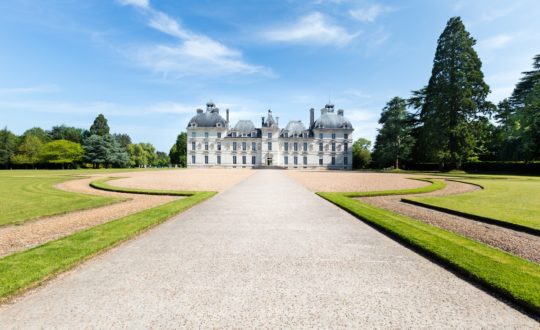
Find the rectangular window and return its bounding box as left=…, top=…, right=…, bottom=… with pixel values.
left=332, top=156, right=336, bottom=165
left=294, top=142, right=298, bottom=151
left=217, top=132, right=222, bottom=138
left=294, top=156, right=298, bottom=165
left=242, top=156, right=246, bottom=164
left=332, top=142, right=336, bottom=152
left=344, top=157, right=348, bottom=165
left=344, top=133, right=348, bottom=140
left=344, top=143, right=348, bottom=152
left=242, top=142, right=246, bottom=151
left=205, top=155, right=208, bottom=164
left=205, top=143, right=208, bottom=151
left=319, top=143, right=323, bottom=152
left=205, top=132, right=209, bottom=139
left=217, top=155, right=221, bottom=164
left=303, top=156, right=307, bottom=165
left=303, top=142, right=308, bottom=151
left=284, top=156, right=288, bottom=165
left=331, top=133, right=336, bottom=139
left=319, top=133, right=323, bottom=139
left=192, top=155, right=196, bottom=164
left=267, top=132, right=272, bottom=139
left=192, top=142, right=196, bottom=150
left=252, top=142, right=256, bottom=151
left=233, top=142, right=237, bottom=151
left=319, top=157, right=323, bottom=165
left=284, top=142, right=288, bottom=151
left=252, top=156, right=256, bottom=164
left=268, top=142, right=272, bottom=151
left=233, top=156, right=237, bottom=164
left=217, top=143, right=221, bottom=151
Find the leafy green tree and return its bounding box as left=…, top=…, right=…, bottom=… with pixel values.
left=0, top=127, right=19, bottom=168
left=352, top=138, right=371, bottom=169
left=128, top=143, right=147, bottom=167
left=41, top=139, right=84, bottom=169
left=23, top=127, right=50, bottom=143
left=89, top=114, right=110, bottom=136
left=372, top=97, right=415, bottom=169
left=48, top=125, right=84, bottom=144
left=11, top=135, right=43, bottom=168
left=113, top=133, right=132, bottom=149
left=415, top=17, right=493, bottom=169
left=83, top=134, right=111, bottom=169
left=519, top=80, right=540, bottom=160
left=155, top=151, right=170, bottom=167
left=169, top=132, right=187, bottom=167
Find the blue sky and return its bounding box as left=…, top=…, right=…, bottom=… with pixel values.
left=1, top=0, right=539, bottom=151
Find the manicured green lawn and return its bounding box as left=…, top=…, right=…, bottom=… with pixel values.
left=318, top=179, right=540, bottom=315
left=0, top=178, right=216, bottom=300
left=0, top=173, right=119, bottom=226
left=404, top=176, right=540, bottom=231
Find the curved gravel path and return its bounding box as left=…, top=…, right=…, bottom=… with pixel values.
left=0, top=171, right=536, bottom=328
left=359, top=180, right=540, bottom=264
left=0, top=177, right=177, bottom=258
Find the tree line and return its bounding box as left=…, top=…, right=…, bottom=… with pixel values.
left=0, top=114, right=184, bottom=169
left=352, top=16, right=540, bottom=170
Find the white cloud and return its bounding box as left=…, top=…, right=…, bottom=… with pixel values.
left=117, top=0, right=149, bottom=9
left=262, top=12, right=358, bottom=46
left=0, top=84, right=60, bottom=95
left=479, top=34, right=514, bottom=51
left=118, top=1, right=271, bottom=77
left=349, top=4, right=393, bottom=23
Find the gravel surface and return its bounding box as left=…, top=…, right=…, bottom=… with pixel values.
left=110, top=168, right=254, bottom=192
left=359, top=180, right=540, bottom=264
left=0, top=178, right=177, bottom=257
left=0, top=171, right=535, bottom=328
left=286, top=170, right=428, bottom=192
left=0, top=169, right=253, bottom=257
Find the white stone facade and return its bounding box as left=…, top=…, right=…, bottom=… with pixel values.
left=187, top=102, right=353, bottom=170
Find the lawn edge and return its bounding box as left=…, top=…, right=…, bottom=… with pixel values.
left=341, top=178, right=447, bottom=198
left=90, top=177, right=197, bottom=196
left=0, top=180, right=217, bottom=303
left=316, top=191, right=540, bottom=317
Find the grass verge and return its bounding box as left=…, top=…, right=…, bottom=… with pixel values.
left=341, top=178, right=446, bottom=198
left=317, top=189, right=540, bottom=316
left=402, top=176, right=540, bottom=233
left=90, top=177, right=196, bottom=196
left=0, top=175, right=122, bottom=226
left=0, top=179, right=216, bottom=301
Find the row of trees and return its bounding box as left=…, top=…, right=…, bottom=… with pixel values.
left=0, top=114, right=173, bottom=169
left=365, top=16, right=540, bottom=170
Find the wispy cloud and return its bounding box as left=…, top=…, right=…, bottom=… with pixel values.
left=349, top=4, right=394, bottom=23
left=0, top=84, right=60, bottom=95
left=118, top=1, right=272, bottom=77
left=479, top=33, right=514, bottom=51
left=261, top=12, right=358, bottom=46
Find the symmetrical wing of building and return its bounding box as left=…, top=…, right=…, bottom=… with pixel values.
left=187, top=102, right=353, bottom=169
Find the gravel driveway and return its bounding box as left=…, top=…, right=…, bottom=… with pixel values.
left=0, top=170, right=535, bottom=328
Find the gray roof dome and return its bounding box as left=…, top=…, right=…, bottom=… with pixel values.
left=187, top=103, right=227, bottom=128
left=233, top=120, right=256, bottom=133
left=283, top=120, right=306, bottom=136
left=312, top=104, right=353, bottom=129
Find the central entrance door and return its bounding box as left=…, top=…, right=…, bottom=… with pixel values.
left=266, top=157, right=273, bottom=166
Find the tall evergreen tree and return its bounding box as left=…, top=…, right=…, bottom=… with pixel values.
left=519, top=80, right=540, bottom=160
left=416, top=17, right=492, bottom=168
left=510, top=54, right=540, bottom=108
left=89, top=114, right=110, bottom=136
left=83, top=134, right=111, bottom=169
left=372, top=97, right=415, bottom=169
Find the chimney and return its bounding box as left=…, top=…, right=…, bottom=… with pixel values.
left=226, top=109, right=229, bottom=123
left=337, top=109, right=344, bottom=116
left=276, top=117, right=279, bottom=126
left=309, top=108, right=314, bottom=127
left=262, top=116, right=265, bottom=126
left=196, top=108, right=203, bottom=114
